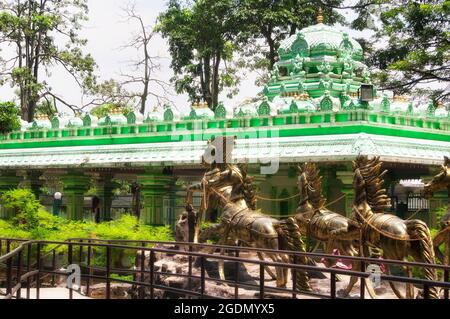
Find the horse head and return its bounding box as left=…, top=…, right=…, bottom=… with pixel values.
left=423, top=156, right=450, bottom=198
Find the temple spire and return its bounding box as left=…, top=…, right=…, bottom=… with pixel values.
left=317, top=7, right=324, bottom=24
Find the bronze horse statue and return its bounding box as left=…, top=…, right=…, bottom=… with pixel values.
left=295, top=163, right=379, bottom=298
left=352, top=156, right=439, bottom=299
left=423, top=156, right=450, bottom=266
left=184, top=162, right=312, bottom=292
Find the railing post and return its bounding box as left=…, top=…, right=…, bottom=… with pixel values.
left=444, top=268, right=449, bottom=300
left=360, top=260, right=366, bottom=299
left=150, top=250, right=155, bottom=300
left=16, top=249, right=23, bottom=299
left=292, top=255, right=297, bottom=299
left=259, top=263, right=265, bottom=299
left=330, top=272, right=336, bottom=299
left=68, top=242, right=73, bottom=300
left=79, top=240, right=83, bottom=264
left=51, top=249, right=56, bottom=287
left=188, top=245, right=193, bottom=299
left=6, top=255, right=12, bottom=297
left=26, top=244, right=31, bottom=299
left=106, top=245, right=111, bottom=300
left=235, top=249, right=239, bottom=300
left=200, top=256, right=206, bottom=298
left=36, top=243, right=41, bottom=300
left=86, top=240, right=92, bottom=297
left=139, top=242, right=145, bottom=299
left=423, top=284, right=430, bottom=299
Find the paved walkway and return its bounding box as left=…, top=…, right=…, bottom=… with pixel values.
left=1, top=288, right=91, bottom=299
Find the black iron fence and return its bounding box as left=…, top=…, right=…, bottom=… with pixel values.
left=1, top=238, right=449, bottom=300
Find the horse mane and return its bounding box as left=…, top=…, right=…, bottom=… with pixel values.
left=298, top=163, right=326, bottom=209
left=352, top=156, right=391, bottom=213
left=238, top=163, right=257, bottom=210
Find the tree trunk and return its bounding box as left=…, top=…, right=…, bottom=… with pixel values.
left=211, top=51, right=221, bottom=111
left=263, top=26, right=277, bottom=70
left=202, top=54, right=212, bottom=107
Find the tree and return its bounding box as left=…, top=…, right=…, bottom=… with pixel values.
left=90, top=103, right=132, bottom=119
left=353, top=0, right=450, bottom=103
left=0, top=0, right=96, bottom=121
left=242, top=0, right=345, bottom=71
left=156, top=0, right=246, bottom=111
left=117, top=3, right=171, bottom=115
left=0, top=101, right=20, bottom=135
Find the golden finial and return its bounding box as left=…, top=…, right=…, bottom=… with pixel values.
left=317, top=7, right=324, bottom=24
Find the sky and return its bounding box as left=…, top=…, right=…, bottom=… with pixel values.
left=0, top=0, right=369, bottom=116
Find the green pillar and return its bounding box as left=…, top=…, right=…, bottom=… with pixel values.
left=166, top=180, right=181, bottom=230
left=61, top=173, right=90, bottom=220
left=97, top=174, right=118, bottom=221
left=336, top=170, right=354, bottom=217
left=27, top=171, right=44, bottom=201
left=0, top=172, right=23, bottom=219
left=137, top=172, right=175, bottom=225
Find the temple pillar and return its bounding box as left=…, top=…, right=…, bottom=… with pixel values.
left=336, top=170, right=354, bottom=217
left=137, top=171, right=175, bottom=225
left=61, top=173, right=90, bottom=220
left=0, top=172, right=23, bottom=219
left=96, top=173, right=119, bottom=221
left=27, top=171, right=44, bottom=201
left=166, top=179, right=181, bottom=230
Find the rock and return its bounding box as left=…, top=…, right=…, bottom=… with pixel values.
left=87, top=283, right=131, bottom=299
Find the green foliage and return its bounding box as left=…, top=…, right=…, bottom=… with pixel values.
left=0, top=189, right=173, bottom=244
left=239, top=0, right=345, bottom=72
left=1, top=189, right=46, bottom=230
left=157, top=0, right=345, bottom=108
left=359, top=0, right=450, bottom=102
left=0, top=0, right=96, bottom=121
left=0, top=101, right=20, bottom=135
left=90, top=103, right=132, bottom=119
left=157, top=0, right=247, bottom=110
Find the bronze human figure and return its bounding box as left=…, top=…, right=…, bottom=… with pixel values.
left=352, top=156, right=439, bottom=299
left=423, top=156, right=450, bottom=266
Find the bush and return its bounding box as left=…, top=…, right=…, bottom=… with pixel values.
left=0, top=189, right=174, bottom=267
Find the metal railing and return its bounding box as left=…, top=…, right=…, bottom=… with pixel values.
left=1, top=238, right=450, bottom=300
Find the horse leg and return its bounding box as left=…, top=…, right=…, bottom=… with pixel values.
left=386, top=266, right=406, bottom=299
left=257, top=252, right=277, bottom=280
left=405, top=266, right=414, bottom=299
left=267, top=253, right=287, bottom=288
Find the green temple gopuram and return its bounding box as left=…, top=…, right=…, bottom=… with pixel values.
left=0, top=16, right=449, bottom=228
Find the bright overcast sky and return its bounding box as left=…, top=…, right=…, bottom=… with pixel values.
left=0, top=0, right=367, bottom=116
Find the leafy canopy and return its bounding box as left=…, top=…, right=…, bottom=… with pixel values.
left=0, top=0, right=96, bottom=121
left=0, top=101, right=20, bottom=135
left=354, top=0, right=450, bottom=103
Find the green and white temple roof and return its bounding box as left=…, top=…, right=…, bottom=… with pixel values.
left=1, top=19, right=449, bottom=170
